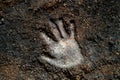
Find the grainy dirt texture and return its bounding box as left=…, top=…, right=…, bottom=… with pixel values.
left=0, top=0, right=120, bottom=80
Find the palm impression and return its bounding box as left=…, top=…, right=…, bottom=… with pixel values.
left=40, top=18, right=84, bottom=68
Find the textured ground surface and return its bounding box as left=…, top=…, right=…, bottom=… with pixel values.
left=0, top=0, right=120, bottom=80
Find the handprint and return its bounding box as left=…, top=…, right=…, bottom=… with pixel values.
left=40, top=18, right=84, bottom=68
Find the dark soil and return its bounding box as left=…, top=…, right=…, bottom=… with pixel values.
left=0, top=0, right=120, bottom=80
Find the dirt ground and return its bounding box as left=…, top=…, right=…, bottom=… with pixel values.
left=0, top=0, right=120, bottom=80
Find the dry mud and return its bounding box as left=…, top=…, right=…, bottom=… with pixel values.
left=0, top=0, right=120, bottom=80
